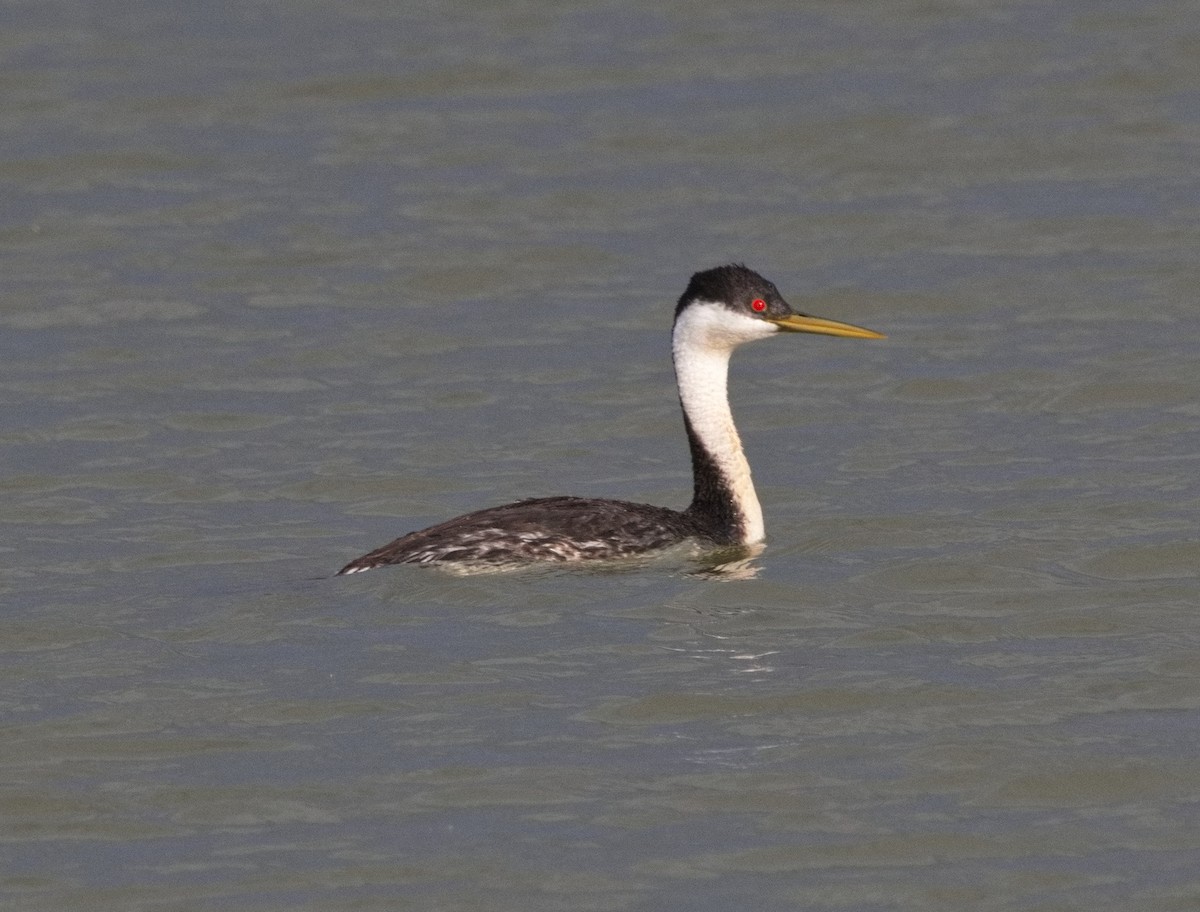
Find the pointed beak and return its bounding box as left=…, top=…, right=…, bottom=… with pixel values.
left=766, top=313, right=885, bottom=339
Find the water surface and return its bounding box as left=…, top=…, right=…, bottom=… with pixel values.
left=3, top=1, right=1200, bottom=909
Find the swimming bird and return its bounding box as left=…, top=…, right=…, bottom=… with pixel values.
left=337, top=264, right=883, bottom=573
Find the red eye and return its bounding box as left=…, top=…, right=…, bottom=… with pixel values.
left=751, top=298, right=767, bottom=313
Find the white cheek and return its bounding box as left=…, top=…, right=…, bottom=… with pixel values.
left=673, top=301, right=777, bottom=354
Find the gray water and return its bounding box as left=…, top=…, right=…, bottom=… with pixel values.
left=4, top=1, right=1200, bottom=909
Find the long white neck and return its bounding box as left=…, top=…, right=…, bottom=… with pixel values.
left=671, top=302, right=774, bottom=545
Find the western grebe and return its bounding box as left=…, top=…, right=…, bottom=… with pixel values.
left=337, top=264, right=883, bottom=574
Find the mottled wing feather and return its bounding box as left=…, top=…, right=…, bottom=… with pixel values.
left=337, top=496, right=705, bottom=573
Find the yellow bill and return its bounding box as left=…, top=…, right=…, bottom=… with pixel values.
left=767, top=313, right=885, bottom=339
